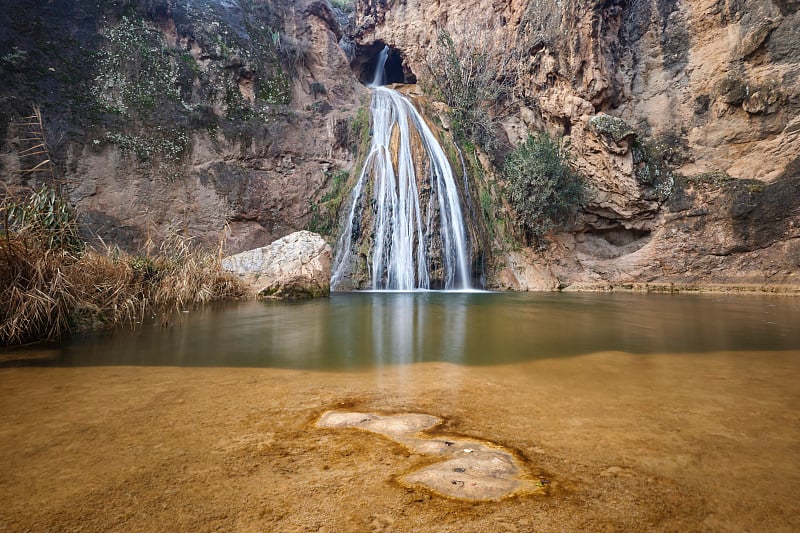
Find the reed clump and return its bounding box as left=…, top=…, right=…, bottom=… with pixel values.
left=1, top=185, right=246, bottom=347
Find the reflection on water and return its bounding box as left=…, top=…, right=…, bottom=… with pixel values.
left=4, top=292, right=800, bottom=369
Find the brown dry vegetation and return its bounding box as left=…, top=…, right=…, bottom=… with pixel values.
left=0, top=185, right=246, bottom=347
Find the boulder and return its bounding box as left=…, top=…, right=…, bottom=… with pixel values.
left=222, top=231, right=332, bottom=299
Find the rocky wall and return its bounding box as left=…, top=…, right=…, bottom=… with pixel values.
left=354, top=0, right=800, bottom=289
left=1, top=0, right=367, bottom=253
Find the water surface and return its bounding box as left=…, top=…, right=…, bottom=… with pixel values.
left=2, top=292, right=799, bottom=530
left=5, top=292, right=799, bottom=369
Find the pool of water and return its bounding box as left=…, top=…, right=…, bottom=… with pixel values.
left=5, top=292, right=800, bottom=369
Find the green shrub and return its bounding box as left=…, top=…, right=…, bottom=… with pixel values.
left=330, top=0, right=355, bottom=13
left=631, top=137, right=676, bottom=200
left=310, top=81, right=327, bottom=98
left=504, top=132, right=584, bottom=247
left=3, top=185, right=82, bottom=253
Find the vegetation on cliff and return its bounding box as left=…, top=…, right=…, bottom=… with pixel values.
left=1, top=0, right=305, bottom=181
left=504, top=133, right=584, bottom=248
left=424, top=29, right=511, bottom=158
left=422, top=27, right=587, bottom=250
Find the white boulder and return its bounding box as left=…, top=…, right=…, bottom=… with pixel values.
left=223, top=231, right=332, bottom=299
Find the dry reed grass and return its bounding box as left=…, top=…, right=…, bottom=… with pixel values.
left=1, top=188, right=246, bottom=347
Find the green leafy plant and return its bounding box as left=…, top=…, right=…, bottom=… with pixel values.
left=631, top=137, right=676, bottom=200
left=3, top=185, right=82, bottom=253
left=330, top=0, right=355, bottom=13
left=504, top=132, right=584, bottom=248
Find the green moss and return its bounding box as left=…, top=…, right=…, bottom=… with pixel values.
left=587, top=114, right=636, bottom=143
left=351, top=104, right=371, bottom=154
left=91, top=16, right=186, bottom=116
left=686, top=170, right=736, bottom=185
left=256, top=71, right=291, bottom=105
left=628, top=135, right=677, bottom=201
left=105, top=129, right=189, bottom=164
left=479, top=188, right=495, bottom=241
left=258, top=284, right=328, bottom=299
left=307, top=169, right=351, bottom=236
left=180, top=52, right=201, bottom=75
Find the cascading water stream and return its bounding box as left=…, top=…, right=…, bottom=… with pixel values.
left=331, top=47, right=472, bottom=291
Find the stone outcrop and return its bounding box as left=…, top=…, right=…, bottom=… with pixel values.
left=222, top=230, right=332, bottom=299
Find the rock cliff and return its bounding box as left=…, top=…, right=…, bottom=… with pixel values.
left=354, top=0, right=800, bottom=289
left=2, top=0, right=798, bottom=290
left=1, top=0, right=366, bottom=253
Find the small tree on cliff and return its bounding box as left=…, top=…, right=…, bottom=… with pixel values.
left=424, top=27, right=512, bottom=157
left=504, top=132, right=584, bottom=248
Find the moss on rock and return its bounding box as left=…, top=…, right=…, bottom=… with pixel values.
left=587, top=114, right=637, bottom=144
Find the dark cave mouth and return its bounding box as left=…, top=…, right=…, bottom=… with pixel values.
left=353, top=41, right=416, bottom=86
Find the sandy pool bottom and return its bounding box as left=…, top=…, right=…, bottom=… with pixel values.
left=1, top=350, right=799, bottom=532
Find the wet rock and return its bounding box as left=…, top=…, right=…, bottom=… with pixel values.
left=358, top=0, right=800, bottom=290
left=223, top=230, right=332, bottom=299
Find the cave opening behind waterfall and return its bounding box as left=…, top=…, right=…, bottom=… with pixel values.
left=353, top=41, right=416, bottom=85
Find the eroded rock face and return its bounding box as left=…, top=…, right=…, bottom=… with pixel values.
left=355, top=0, right=800, bottom=290
left=0, top=0, right=366, bottom=254
left=3, top=0, right=798, bottom=290
left=223, top=230, right=332, bottom=299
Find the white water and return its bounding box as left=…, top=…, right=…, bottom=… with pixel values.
left=331, top=47, right=472, bottom=291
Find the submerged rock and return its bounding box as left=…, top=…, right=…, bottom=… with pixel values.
left=222, top=231, right=332, bottom=299
left=317, top=410, right=545, bottom=501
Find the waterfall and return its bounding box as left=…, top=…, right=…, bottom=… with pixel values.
left=331, top=47, right=472, bottom=291
left=370, top=45, right=389, bottom=87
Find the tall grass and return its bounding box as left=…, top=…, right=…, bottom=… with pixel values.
left=1, top=186, right=246, bottom=347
